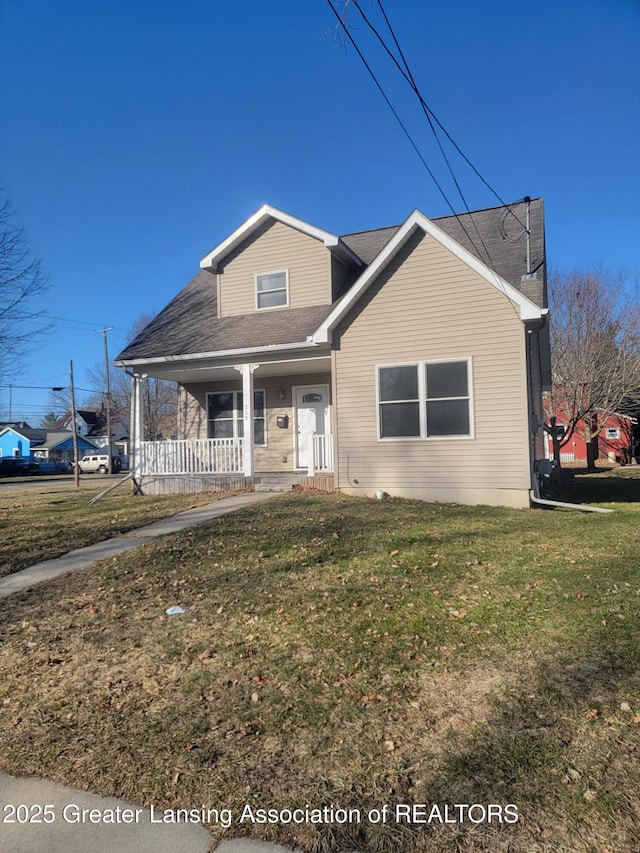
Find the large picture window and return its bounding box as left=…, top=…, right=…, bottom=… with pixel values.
left=378, top=360, right=472, bottom=439
left=256, top=271, right=288, bottom=309
left=207, top=390, right=266, bottom=445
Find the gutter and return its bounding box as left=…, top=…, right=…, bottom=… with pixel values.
left=114, top=339, right=321, bottom=369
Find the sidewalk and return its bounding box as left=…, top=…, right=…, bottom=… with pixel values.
left=0, top=490, right=308, bottom=853
left=0, top=769, right=300, bottom=852
left=0, top=491, right=276, bottom=599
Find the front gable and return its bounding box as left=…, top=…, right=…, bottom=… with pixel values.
left=214, top=218, right=334, bottom=317
left=200, top=205, right=362, bottom=320
left=0, top=427, right=33, bottom=458
left=330, top=225, right=535, bottom=504
left=315, top=210, right=544, bottom=344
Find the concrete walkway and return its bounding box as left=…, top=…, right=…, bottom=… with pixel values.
left=0, top=491, right=276, bottom=599
left=0, top=490, right=314, bottom=853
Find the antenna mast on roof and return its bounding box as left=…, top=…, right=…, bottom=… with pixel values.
left=499, top=197, right=535, bottom=280
left=524, top=196, right=532, bottom=276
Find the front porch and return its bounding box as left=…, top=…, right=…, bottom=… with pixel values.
left=126, top=347, right=337, bottom=495
left=138, top=435, right=334, bottom=478
left=135, top=436, right=334, bottom=495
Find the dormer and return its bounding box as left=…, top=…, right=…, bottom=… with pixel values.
left=199, top=205, right=362, bottom=319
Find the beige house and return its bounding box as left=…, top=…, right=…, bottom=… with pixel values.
left=115, top=200, right=549, bottom=507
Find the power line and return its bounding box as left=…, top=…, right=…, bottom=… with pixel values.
left=352, top=0, right=496, bottom=264
left=325, top=0, right=525, bottom=319
left=369, top=0, right=527, bottom=233
left=325, top=4, right=469, bottom=221
left=11, top=313, right=128, bottom=334
left=324, top=0, right=495, bottom=267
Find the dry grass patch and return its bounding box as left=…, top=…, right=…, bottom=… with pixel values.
left=0, top=481, right=234, bottom=577
left=0, top=490, right=639, bottom=851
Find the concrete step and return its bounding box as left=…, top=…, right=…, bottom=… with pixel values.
left=254, top=483, right=293, bottom=493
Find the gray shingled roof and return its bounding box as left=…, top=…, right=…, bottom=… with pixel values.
left=0, top=423, right=47, bottom=444
left=117, top=199, right=545, bottom=364
left=434, top=199, right=546, bottom=305
left=339, top=225, right=400, bottom=265
left=340, top=199, right=545, bottom=302
left=116, top=270, right=334, bottom=362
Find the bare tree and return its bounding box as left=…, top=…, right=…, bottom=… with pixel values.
left=547, top=266, right=640, bottom=468
left=86, top=313, right=177, bottom=440
left=0, top=191, right=49, bottom=374
left=39, top=411, right=61, bottom=429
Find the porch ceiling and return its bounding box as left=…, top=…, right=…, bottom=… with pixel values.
left=132, top=353, right=331, bottom=384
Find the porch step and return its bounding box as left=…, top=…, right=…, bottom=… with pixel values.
left=254, top=474, right=300, bottom=493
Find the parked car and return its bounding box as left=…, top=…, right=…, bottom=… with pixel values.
left=0, top=457, right=40, bottom=477
left=74, top=454, right=122, bottom=474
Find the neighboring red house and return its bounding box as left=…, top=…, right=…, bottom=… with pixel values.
left=545, top=407, right=637, bottom=465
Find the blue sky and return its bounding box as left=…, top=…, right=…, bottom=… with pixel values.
left=1, top=0, right=639, bottom=422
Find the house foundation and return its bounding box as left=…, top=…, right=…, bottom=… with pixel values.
left=134, top=473, right=335, bottom=496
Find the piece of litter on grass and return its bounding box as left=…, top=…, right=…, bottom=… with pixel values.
left=165, top=606, right=185, bottom=616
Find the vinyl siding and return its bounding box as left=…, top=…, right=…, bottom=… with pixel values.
left=179, top=372, right=331, bottom=472
left=218, top=220, right=331, bottom=316
left=333, top=230, right=531, bottom=505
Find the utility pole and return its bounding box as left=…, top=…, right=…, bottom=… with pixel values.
left=97, top=328, right=114, bottom=474
left=69, top=360, right=80, bottom=488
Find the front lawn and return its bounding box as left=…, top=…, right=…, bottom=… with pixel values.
left=0, top=476, right=639, bottom=851
left=0, top=481, right=230, bottom=577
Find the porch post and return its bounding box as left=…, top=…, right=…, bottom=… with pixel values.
left=235, top=363, right=259, bottom=478
left=131, top=373, right=144, bottom=491
left=307, top=434, right=316, bottom=477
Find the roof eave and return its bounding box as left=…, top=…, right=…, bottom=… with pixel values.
left=114, top=339, right=323, bottom=370
left=199, top=204, right=362, bottom=271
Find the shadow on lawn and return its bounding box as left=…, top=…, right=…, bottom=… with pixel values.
left=315, top=646, right=640, bottom=853
left=400, top=646, right=640, bottom=853
left=557, top=467, right=640, bottom=505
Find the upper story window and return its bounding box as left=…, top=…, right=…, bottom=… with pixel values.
left=606, top=427, right=620, bottom=440
left=256, top=270, right=289, bottom=310
left=378, top=359, right=473, bottom=440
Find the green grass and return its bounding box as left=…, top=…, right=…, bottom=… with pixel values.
left=0, top=472, right=639, bottom=851
left=0, top=480, right=231, bottom=577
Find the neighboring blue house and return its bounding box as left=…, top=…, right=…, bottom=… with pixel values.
left=0, top=423, right=46, bottom=459
left=35, top=430, right=99, bottom=462
left=0, top=422, right=98, bottom=463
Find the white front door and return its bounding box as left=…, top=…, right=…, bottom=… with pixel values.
left=294, top=385, right=329, bottom=470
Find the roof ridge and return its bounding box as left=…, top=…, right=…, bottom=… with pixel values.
left=339, top=199, right=542, bottom=236
left=339, top=224, right=401, bottom=239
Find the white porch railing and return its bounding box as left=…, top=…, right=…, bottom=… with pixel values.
left=308, top=433, right=334, bottom=475
left=140, top=438, right=244, bottom=475
left=560, top=451, right=575, bottom=464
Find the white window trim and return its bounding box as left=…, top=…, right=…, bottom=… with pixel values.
left=206, top=389, right=267, bottom=446
left=606, top=427, right=620, bottom=439
left=376, top=357, right=474, bottom=441
left=255, top=269, right=289, bottom=311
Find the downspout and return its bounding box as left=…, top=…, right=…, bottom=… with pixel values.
left=529, top=482, right=613, bottom=514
